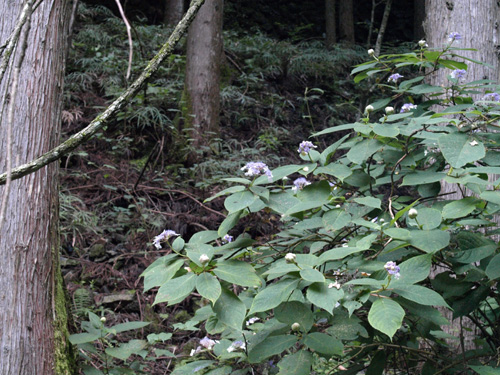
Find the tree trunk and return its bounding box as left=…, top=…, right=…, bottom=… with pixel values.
left=339, top=0, right=355, bottom=43
left=374, top=0, right=393, bottom=56
left=164, top=0, right=185, bottom=26
left=0, top=1, right=74, bottom=374
left=183, top=0, right=223, bottom=164
left=413, top=0, right=425, bottom=40
left=425, top=0, right=500, bottom=350
left=325, top=0, right=336, bottom=49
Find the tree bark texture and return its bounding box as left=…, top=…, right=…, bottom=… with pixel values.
left=339, top=0, right=355, bottom=43
left=424, top=0, right=500, bottom=351
left=325, top=0, right=336, bottom=49
left=0, top=1, right=73, bottom=374
left=184, top=0, right=223, bottom=162
left=374, top=0, right=393, bottom=56
left=164, top=0, right=185, bottom=26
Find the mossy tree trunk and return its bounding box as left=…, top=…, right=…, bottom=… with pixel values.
left=183, top=0, right=223, bottom=164
left=0, top=1, right=74, bottom=374
left=339, top=0, right=354, bottom=43
left=164, top=0, right=185, bottom=26
left=325, top=0, right=336, bottom=49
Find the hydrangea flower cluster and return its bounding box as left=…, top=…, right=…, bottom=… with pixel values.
left=450, top=69, right=466, bottom=80
left=400, top=103, right=417, bottom=113
left=483, top=92, right=500, bottom=102
left=153, top=229, right=179, bottom=249
left=222, top=234, right=233, bottom=244
left=292, top=177, right=311, bottom=193
left=227, top=340, right=246, bottom=353
left=241, top=162, right=273, bottom=181
left=297, top=141, right=317, bottom=156
left=448, top=32, right=462, bottom=42
left=384, top=261, right=401, bottom=279
left=190, top=336, right=219, bottom=356
left=388, top=73, right=403, bottom=83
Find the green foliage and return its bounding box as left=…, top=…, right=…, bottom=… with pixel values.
left=140, top=40, right=500, bottom=374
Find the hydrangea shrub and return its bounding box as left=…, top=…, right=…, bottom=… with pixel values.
left=142, top=36, right=500, bottom=374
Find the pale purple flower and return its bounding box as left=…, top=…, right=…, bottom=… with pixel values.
left=222, top=234, right=233, bottom=244
left=241, top=162, right=273, bottom=181
left=200, top=336, right=218, bottom=350
left=153, top=229, right=179, bottom=249
left=483, top=93, right=500, bottom=102
left=400, top=103, right=417, bottom=113
left=384, top=261, right=401, bottom=279
left=298, top=141, right=317, bottom=156
left=292, top=177, right=311, bottom=193
left=245, top=317, right=260, bottom=326
left=450, top=69, right=466, bottom=80
left=388, top=73, right=404, bottom=83
left=448, top=32, right=462, bottom=42
left=227, top=340, right=246, bottom=353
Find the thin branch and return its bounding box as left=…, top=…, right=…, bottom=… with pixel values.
left=0, top=2, right=32, bottom=228
left=113, top=0, right=133, bottom=81
left=0, top=0, right=206, bottom=185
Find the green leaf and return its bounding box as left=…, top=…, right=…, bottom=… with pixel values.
left=442, top=197, right=478, bottom=219
left=299, top=268, right=325, bottom=283
left=105, top=340, right=147, bottom=361
left=393, top=285, right=450, bottom=307
left=154, top=273, right=197, bottom=306
left=249, top=279, right=300, bottom=314
left=224, top=190, right=257, bottom=212
left=319, top=134, right=350, bottom=165
left=315, top=163, right=352, bottom=181
left=213, top=287, right=246, bottom=330
left=196, top=273, right=221, bottom=304
left=354, top=197, right=381, bottom=209
left=275, top=301, right=314, bottom=332
left=218, top=210, right=243, bottom=237
left=408, top=207, right=441, bottom=230
left=438, top=133, right=485, bottom=168
left=373, top=123, right=399, bottom=138
left=452, top=232, right=496, bottom=263
left=255, top=165, right=305, bottom=184
left=172, top=237, right=185, bottom=252
left=469, top=365, right=500, bottom=375
left=189, top=230, right=219, bottom=244
left=318, top=247, right=363, bottom=263
left=284, top=200, right=329, bottom=216
left=205, top=367, right=233, bottom=375
left=277, top=350, right=313, bottom=375
left=112, top=321, right=150, bottom=334
left=401, top=171, right=447, bottom=186
left=480, top=190, right=500, bottom=205
left=69, top=333, right=100, bottom=345
left=248, top=335, right=298, bottom=363
left=346, top=139, right=384, bottom=165
left=213, top=260, right=261, bottom=287
left=323, top=210, right=351, bottom=231
left=143, top=259, right=184, bottom=292
left=171, top=361, right=215, bottom=375
left=368, top=298, right=405, bottom=339
left=186, top=243, right=214, bottom=267
left=205, top=185, right=245, bottom=202
left=486, top=254, right=500, bottom=280
left=306, top=282, right=344, bottom=314
left=408, top=230, right=450, bottom=253
left=302, top=332, right=343, bottom=356
left=390, top=254, right=432, bottom=286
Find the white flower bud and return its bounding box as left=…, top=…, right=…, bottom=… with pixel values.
left=365, top=104, right=374, bottom=113
left=199, top=254, right=210, bottom=265
left=418, top=40, right=428, bottom=47
left=408, top=208, right=418, bottom=219
left=100, top=317, right=106, bottom=323
left=285, top=253, right=296, bottom=263
left=368, top=49, right=375, bottom=56
left=385, top=106, right=395, bottom=115
left=291, top=322, right=301, bottom=331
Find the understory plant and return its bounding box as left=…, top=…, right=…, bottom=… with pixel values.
left=141, top=35, right=500, bottom=374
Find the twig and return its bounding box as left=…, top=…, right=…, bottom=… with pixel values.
left=0, top=0, right=206, bottom=185
left=113, top=0, right=133, bottom=81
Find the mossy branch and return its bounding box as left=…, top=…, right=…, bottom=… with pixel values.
left=0, top=0, right=206, bottom=185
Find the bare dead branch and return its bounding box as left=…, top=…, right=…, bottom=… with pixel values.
left=113, top=0, right=133, bottom=81
left=0, top=0, right=206, bottom=185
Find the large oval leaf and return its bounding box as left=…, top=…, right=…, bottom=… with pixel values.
left=438, top=133, right=485, bottom=168
left=368, top=298, right=405, bottom=339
